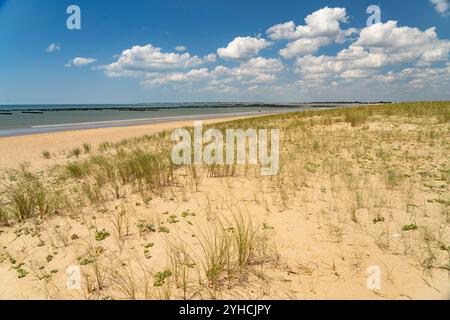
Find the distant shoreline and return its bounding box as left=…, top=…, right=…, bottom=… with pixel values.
left=0, top=102, right=390, bottom=112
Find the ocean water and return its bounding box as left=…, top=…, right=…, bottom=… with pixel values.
left=0, top=104, right=316, bottom=137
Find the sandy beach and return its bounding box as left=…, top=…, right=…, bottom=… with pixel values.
left=0, top=103, right=449, bottom=300
left=0, top=115, right=256, bottom=170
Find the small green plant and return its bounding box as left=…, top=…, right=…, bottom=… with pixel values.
left=168, top=215, right=179, bottom=224
left=46, top=254, right=54, bottom=263
left=71, top=234, right=80, bottom=240
left=144, top=249, right=152, bottom=259
left=144, top=242, right=154, bottom=249
left=83, top=143, right=92, bottom=153
left=431, top=198, right=450, bottom=207
left=70, top=148, right=81, bottom=158
left=143, top=196, right=152, bottom=205
left=402, top=224, right=418, bottom=231
left=230, top=213, right=259, bottom=269
left=153, top=269, right=172, bottom=287
left=17, top=268, right=29, bottom=279
left=137, top=221, right=156, bottom=235
left=373, top=216, right=385, bottom=224
left=95, top=229, right=110, bottom=241
left=42, top=151, right=51, bottom=159
left=181, top=211, right=196, bottom=218
left=0, top=206, right=9, bottom=227
left=5, top=173, right=57, bottom=223
left=66, top=162, right=88, bottom=179
left=262, top=223, right=274, bottom=230
left=158, top=226, right=170, bottom=233
left=78, top=256, right=95, bottom=266
left=0, top=252, right=7, bottom=264
left=386, top=169, right=400, bottom=189
left=143, top=243, right=154, bottom=259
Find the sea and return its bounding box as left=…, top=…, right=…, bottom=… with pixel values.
left=0, top=103, right=335, bottom=137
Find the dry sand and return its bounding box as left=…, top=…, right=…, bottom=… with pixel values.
left=0, top=111, right=449, bottom=300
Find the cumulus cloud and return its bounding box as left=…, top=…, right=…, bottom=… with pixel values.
left=340, top=69, right=369, bottom=79
left=267, top=7, right=349, bottom=40
left=217, top=37, right=270, bottom=61
left=98, top=7, right=450, bottom=99
left=355, top=20, right=450, bottom=65
left=140, top=57, right=284, bottom=88
left=66, top=57, right=97, bottom=67
left=141, top=68, right=211, bottom=87
left=46, top=43, right=61, bottom=52
left=201, top=58, right=284, bottom=92
left=214, top=57, right=284, bottom=83
left=430, top=0, right=450, bottom=16
left=233, top=57, right=284, bottom=75
left=374, top=66, right=450, bottom=90
left=267, top=7, right=354, bottom=59
left=279, top=37, right=332, bottom=58
left=295, top=19, right=450, bottom=87
left=105, top=44, right=216, bottom=77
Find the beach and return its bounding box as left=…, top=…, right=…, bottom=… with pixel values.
left=0, top=103, right=449, bottom=300
left=0, top=114, right=264, bottom=169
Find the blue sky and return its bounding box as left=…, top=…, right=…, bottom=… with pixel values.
left=0, top=0, right=449, bottom=104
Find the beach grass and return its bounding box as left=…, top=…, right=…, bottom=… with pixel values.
left=0, top=101, right=449, bottom=300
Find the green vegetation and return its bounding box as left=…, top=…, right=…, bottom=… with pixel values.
left=153, top=269, right=173, bottom=287
left=1, top=102, right=448, bottom=227
left=17, top=268, right=29, bottom=279
left=137, top=221, right=156, bottom=235
left=83, top=143, right=92, bottom=153
left=95, top=229, right=110, bottom=241
left=402, top=224, right=419, bottom=231
left=69, top=148, right=81, bottom=158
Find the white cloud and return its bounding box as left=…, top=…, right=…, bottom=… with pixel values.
left=140, top=57, right=284, bottom=88
left=267, top=7, right=349, bottom=40
left=66, top=57, right=97, bottom=67
left=337, top=46, right=387, bottom=69
left=295, top=6, right=349, bottom=38
left=279, top=37, right=332, bottom=58
left=296, top=55, right=344, bottom=76
left=211, top=57, right=284, bottom=83
left=356, top=21, right=434, bottom=51
left=141, top=68, right=211, bottom=87
left=355, top=20, right=450, bottom=65
left=295, top=19, right=450, bottom=86
left=217, top=37, right=270, bottom=61
left=235, top=57, right=284, bottom=75
left=266, top=21, right=298, bottom=41
left=267, top=7, right=354, bottom=59
left=105, top=44, right=216, bottom=77
left=340, top=69, right=369, bottom=79
left=96, top=7, right=450, bottom=100
left=46, top=43, right=61, bottom=52
left=430, top=0, right=450, bottom=16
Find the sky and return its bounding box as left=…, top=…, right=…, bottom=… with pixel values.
left=0, top=0, right=449, bottom=104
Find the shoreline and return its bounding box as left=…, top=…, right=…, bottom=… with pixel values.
left=0, top=109, right=300, bottom=138
left=0, top=113, right=271, bottom=170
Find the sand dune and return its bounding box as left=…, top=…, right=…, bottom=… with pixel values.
left=0, top=103, right=449, bottom=300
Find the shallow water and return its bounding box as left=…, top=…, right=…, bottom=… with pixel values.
left=0, top=105, right=314, bottom=137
